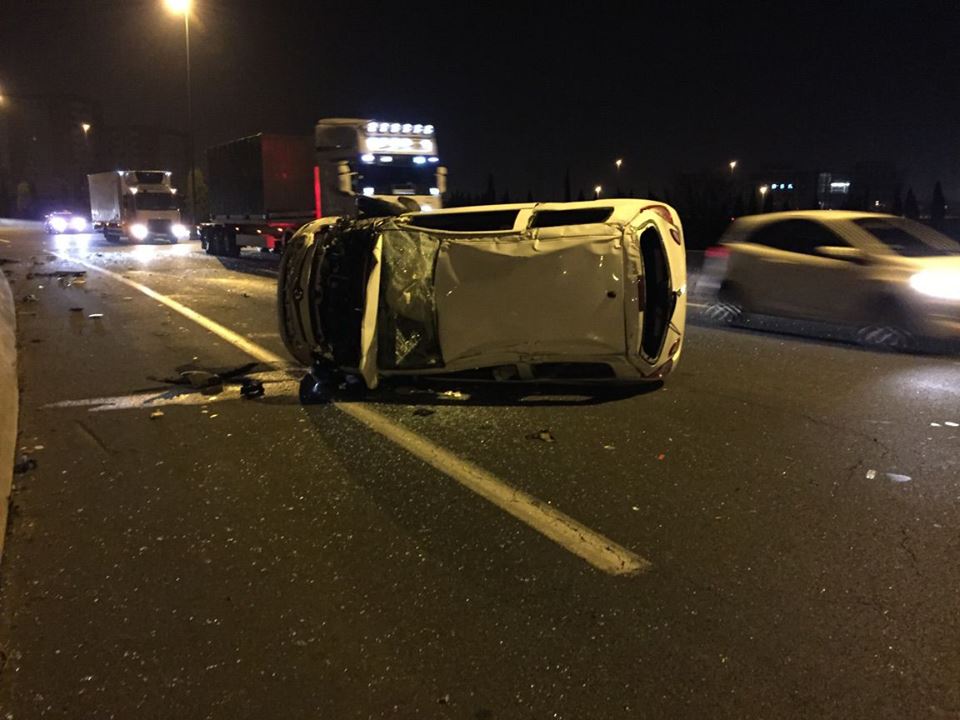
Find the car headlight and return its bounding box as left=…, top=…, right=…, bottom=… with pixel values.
left=50, top=216, right=68, bottom=233
left=69, top=216, right=88, bottom=232
left=909, top=270, right=960, bottom=301
left=130, top=223, right=149, bottom=241
left=172, top=223, right=190, bottom=239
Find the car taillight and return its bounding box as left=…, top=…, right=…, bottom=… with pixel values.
left=705, top=245, right=730, bottom=258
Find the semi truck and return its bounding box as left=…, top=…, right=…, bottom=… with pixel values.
left=199, top=118, right=447, bottom=257
left=88, top=170, right=189, bottom=243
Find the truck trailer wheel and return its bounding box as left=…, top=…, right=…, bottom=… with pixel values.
left=224, top=231, right=241, bottom=258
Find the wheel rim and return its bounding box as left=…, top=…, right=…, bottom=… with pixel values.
left=705, top=301, right=743, bottom=324
left=857, top=324, right=915, bottom=351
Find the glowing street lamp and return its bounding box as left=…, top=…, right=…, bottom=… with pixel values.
left=81, top=123, right=92, bottom=136
left=615, top=158, right=623, bottom=171
left=729, top=160, right=737, bottom=173
left=594, top=185, right=602, bottom=199
left=165, top=0, right=196, bottom=230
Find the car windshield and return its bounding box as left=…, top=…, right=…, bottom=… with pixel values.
left=853, top=217, right=960, bottom=257
left=356, top=162, right=436, bottom=196
left=134, top=192, right=177, bottom=211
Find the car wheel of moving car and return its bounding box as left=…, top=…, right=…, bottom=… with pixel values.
left=706, top=283, right=746, bottom=325
left=856, top=298, right=917, bottom=353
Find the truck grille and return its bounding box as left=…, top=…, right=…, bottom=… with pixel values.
left=147, top=219, right=172, bottom=235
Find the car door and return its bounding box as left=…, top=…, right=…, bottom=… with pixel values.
left=736, top=219, right=859, bottom=320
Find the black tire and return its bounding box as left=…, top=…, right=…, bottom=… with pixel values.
left=205, top=229, right=224, bottom=256
left=706, top=283, right=747, bottom=325
left=857, top=297, right=918, bottom=352
left=224, top=231, right=241, bottom=258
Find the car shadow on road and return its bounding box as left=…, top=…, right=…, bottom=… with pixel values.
left=338, top=377, right=664, bottom=408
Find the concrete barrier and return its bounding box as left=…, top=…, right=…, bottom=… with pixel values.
left=0, top=268, right=17, bottom=561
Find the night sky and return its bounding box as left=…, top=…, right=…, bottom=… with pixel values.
left=2, top=0, right=959, bottom=199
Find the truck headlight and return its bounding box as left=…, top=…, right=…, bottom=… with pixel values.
left=909, top=270, right=960, bottom=300
left=69, top=216, right=88, bottom=232
left=130, top=223, right=149, bottom=241
left=172, top=223, right=190, bottom=239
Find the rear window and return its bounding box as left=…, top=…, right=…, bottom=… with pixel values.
left=529, top=207, right=613, bottom=228
left=405, top=210, right=519, bottom=232
left=853, top=218, right=960, bottom=257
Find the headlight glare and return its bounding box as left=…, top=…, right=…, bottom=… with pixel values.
left=172, top=223, right=190, bottom=239
left=50, top=217, right=68, bottom=233
left=130, top=223, right=149, bottom=241
left=69, top=216, right=87, bottom=232
left=909, top=270, right=960, bottom=301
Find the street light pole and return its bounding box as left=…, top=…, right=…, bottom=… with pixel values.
left=183, top=9, right=195, bottom=230
left=166, top=0, right=196, bottom=230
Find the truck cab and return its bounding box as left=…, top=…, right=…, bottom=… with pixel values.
left=315, top=119, right=447, bottom=218
left=88, top=170, right=188, bottom=243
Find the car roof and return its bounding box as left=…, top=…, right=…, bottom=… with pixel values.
left=731, top=210, right=893, bottom=229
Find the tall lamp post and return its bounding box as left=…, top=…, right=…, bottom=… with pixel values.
left=165, top=0, right=195, bottom=231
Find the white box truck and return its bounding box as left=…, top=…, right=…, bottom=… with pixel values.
left=88, top=170, right=189, bottom=243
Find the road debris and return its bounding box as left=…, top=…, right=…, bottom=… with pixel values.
left=528, top=429, right=556, bottom=443
left=88, top=313, right=104, bottom=319
left=865, top=469, right=877, bottom=479
left=439, top=390, right=467, bottom=400
left=886, top=473, right=911, bottom=483
left=150, top=410, right=165, bottom=419
left=657, top=453, right=666, bottom=461
left=240, top=378, right=265, bottom=399
left=21, top=294, right=38, bottom=303
left=13, top=455, right=37, bottom=474
left=412, top=407, right=436, bottom=417
left=603, top=444, right=616, bottom=450
left=945, top=421, right=959, bottom=427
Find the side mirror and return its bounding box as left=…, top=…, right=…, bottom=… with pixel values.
left=815, top=245, right=867, bottom=264
left=435, top=166, right=448, bottom=195
left=336, top=161, right=355, bottom=195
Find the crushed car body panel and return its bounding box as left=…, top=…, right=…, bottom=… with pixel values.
left=279, top=199, right=687, bottom=385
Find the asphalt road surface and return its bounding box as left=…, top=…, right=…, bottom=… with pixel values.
left=1, top=224, right=958, bottom=719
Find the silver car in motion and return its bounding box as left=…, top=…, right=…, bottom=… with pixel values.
left=707, top=210, right=960, bottom=350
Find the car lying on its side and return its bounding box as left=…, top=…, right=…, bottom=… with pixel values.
left=705, top=210, right=960, bottom=350
left=43, top=211, right=88, bottom=234
left=278, top=199, right=687, bottom=391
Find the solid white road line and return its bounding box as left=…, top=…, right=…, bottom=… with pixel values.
left=58, top=253, right=650, bottom=575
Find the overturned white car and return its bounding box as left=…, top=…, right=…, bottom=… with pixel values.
left=278, top=200, right=687, bottom=390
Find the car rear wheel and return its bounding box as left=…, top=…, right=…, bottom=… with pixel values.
left=706, top=284, right=747, bottom=325
left=857, top=298, right=918, bottom=353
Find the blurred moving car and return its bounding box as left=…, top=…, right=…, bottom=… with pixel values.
left=706, top=211, right=960, bottom=350
left=43, top=211, right=88, bottom=234
left=278, top=199, right=687, bottom=391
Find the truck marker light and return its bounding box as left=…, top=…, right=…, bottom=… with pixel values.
left=313, top=165, right=322, bottom=218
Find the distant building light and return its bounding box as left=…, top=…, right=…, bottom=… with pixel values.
left=362, top=187, right=375, bottom=196
left=830, top=181, right=851, bottom=193
left=389, top=123, right=401, bottom=133
left=367, top=121, right=379, bottom=133
left=401, top=123, right=412, bottom=133
left=787, top=183, right=794, bottom=190
left=413, top=124, right=423, bottom=134
left=361, top=153, right=375, bottom=163
left=423, top=124, right=434, bottom=135
left=378, top=122, right=390, bottom=132
left=430, top=187, right=440, bottom=196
